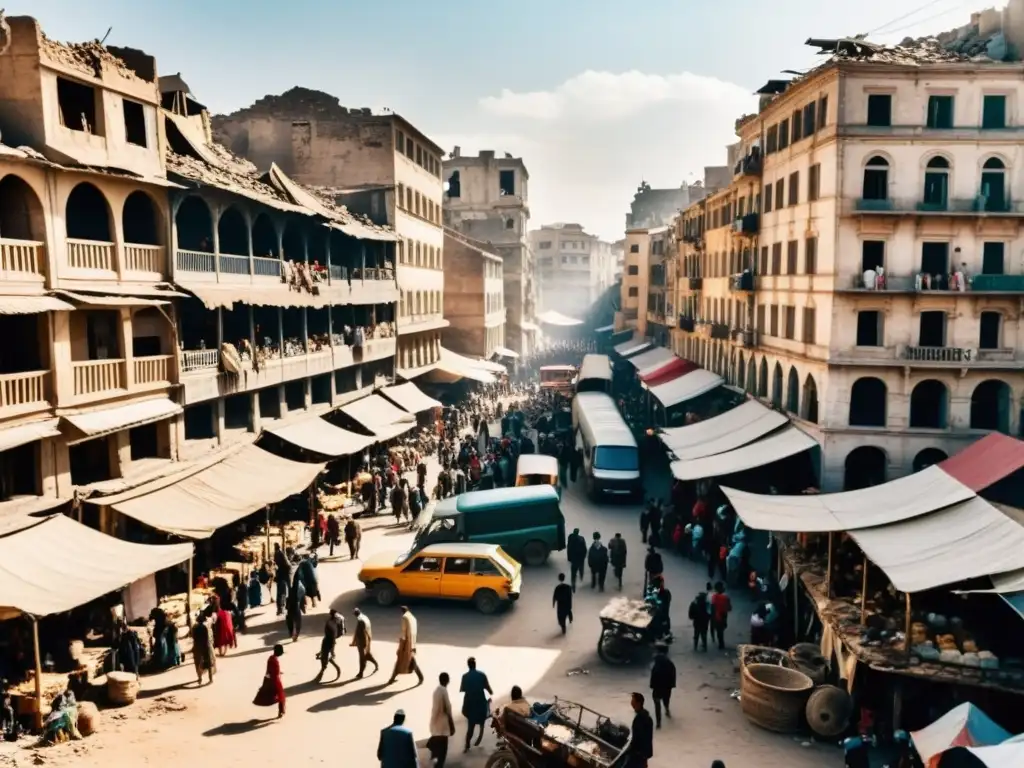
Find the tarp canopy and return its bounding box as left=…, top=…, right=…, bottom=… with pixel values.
left=380, top=382, right=441, bottom=414
left=669, top=425, right=816, bottom=482
left=0, top=514, right=193, bottom=618
left=650, top=369, right=724, bottom=409
left=660, top=400, right=788, bottom=460
left=639, top=357, right=698, bottom=387
left=0, top=418, right=61, bottom=453
left=537, top=310, right=582, bottom=326
left=938, top=743, right=1024, bottom=768
left=63, top=398, right=183, bottom=441
left=940, top=433, right=1024, bottom=492
left=425, top=348, right=497, bottom=384
left=577, top=354, right=612, bottom=384
left=722, top=465, right=975, bottom=533
left=912, top=703, right=1011, bottom=765
left=104, top=444, right=324, bottom=539
left=0, top=496, right=71, bottom=537
left=264, top=417, right=372, bottom=458
left=0, top=295, right=75, bottom=315
left=629, top=346, right=674, bottom=373
left=614, top=339, right=651, bottom=358
left=340, top=394, right=416, bottom=440
left=849, top=496, right=1024, bottom=592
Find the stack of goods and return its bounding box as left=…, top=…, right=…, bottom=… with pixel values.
left=910, top=614, right=1000, bottom=669
left=599, top=597, right=652, bottom=629
left=157, top=588, right=212, bottom=630
left=106, top=671, right=139, bottom=706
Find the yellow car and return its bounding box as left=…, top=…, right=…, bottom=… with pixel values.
left=357, top=542, right=522, bottom=614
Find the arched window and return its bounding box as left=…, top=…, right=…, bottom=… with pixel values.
left=801, top=374, right=819, bottom=424
left=218, top=206, right=249, bottom=256
left=844, top=447, right=887, bottom=490
left=849, top=377, right=887, bottom=427
left=0, top=174, right=46, bottom=245
left=745, top=356, right=756, bottom=393
left=771, top=363, right=783, bottom=408
left=922, top=156, right=950, bottom=209
left=122, top=191, right=161, bottom=246
left=66, top=182, right=112, bottom=242
left=786, top=366, right=799, bottom=414
left=862, top=156, right=889, bottom=201
left=971, top=379, right=1011, bottom=433
left=913, top=448, right=947, bottom=472
left=909, top=379, right=948, bottom=428
left=282, top=221, right=305, bottom=262
left=252, top=214, right=278, bottom=258
left=980, top=157, right=1007, bottom=212
left=757, top=358, right=768, bottom=397
left=174, top=196, right=212, bottom=252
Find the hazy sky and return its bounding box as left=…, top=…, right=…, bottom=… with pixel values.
left=23, top=0, right=997, bottom=239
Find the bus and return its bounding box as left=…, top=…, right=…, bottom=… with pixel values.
left=575, top=353, right=612, bottom=394
left=539, top=365, right=577, bottom=397
left=572, top=392, right=641, bottom=500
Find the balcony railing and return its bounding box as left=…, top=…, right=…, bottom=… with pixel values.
left=67, top=239, right=115, bottom=271
left=853, top=197, right=1024, bottom=216
left=678, top=315, right=695, bottom=332
left=253, top=256, right=281, bottom=278
left=733, top=153, right=763, bottom=178
left=732, top=213, right=759, bottom=235
left=73, top=359, right=124, bottom=396
left=733, top=329, right=757, bottom=348
left=176, top=249, right=215, bottom=273
left=329, top=265, right=348, bottom=282
left=970, top=274, right=1024, bottom=292
left=0, top=238, right=45, bottom=277
left=902, top=346, right=969, bottom=363
left=710, top=323, right=731, bottom=340
left=0, top=370, right=48, bottom=409
left=219, top=254, right=250, bottom=275
left=134, top=355, right=173, bottom=385
left=181, top=349, right=220, bottom=373
left=123, top=244, right=165, bottom=274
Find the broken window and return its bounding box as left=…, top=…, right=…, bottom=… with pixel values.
left=499, top=170, right=515, bottom=196
left=446, top=171, right=461, bottom=198
left=926, top=95, right=954, bottom=129
left=866, top=94, right=892, bottom=127
left=57, top=76, right=102, bottom=135
left=122, top=98, right=147, bottom=147
left=982, top=94, right=1007, bottom=129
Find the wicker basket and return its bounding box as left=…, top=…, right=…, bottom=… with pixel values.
left=805, top=685, right=852, bottom=738
left=740, top=663, right=814, bottom=733
left=77, top=701, right=101, bottom=736
left=106, top=671, right=139, bottom=706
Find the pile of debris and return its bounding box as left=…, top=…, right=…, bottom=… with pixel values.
left=40, top=34, right=138, bottom=79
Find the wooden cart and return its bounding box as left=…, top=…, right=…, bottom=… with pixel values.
left=597, top=596, right=661, bottom=666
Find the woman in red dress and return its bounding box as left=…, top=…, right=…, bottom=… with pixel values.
left=253, top=644, right=286, bottom=717
left=211, top=595, right=236, bottom=656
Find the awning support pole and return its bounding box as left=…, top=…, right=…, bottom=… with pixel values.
left=264, top=506, right=271, bottom=567
left=860, top=555, right=869, bottom=624
left=186, top=556, right=193, bottom=634
left=825, top=532, right=833, bottom=598
left=793, top=569, right=799, bottom=639
left=31, top=616, right=42, bottom=731
left=904, top=592, right=912, bottom=661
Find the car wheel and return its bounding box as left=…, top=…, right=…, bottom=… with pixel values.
left=473, top=589, right=501, bottom=615
left=374, top=580, right=398, bottom=607
left=522, top=540, right=549, bottom=566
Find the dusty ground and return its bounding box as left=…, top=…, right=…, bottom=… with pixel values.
left=0, top=458, right=842, bottom=768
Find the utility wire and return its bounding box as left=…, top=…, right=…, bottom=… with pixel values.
left=868, top=0, right=947, bottom=35
left=879, top=0, right=973, bottom=37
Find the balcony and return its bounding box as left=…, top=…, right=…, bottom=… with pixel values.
left=733, top=153, right=762, bottom=179
left=181, top=349, right=220, bottom=373
left=732, top=329, right=757, bottom=348
left=688, top=277, right=703, bottom=290
left=709, top=323, right=731, bottom=341
left=123, top=244, right=166, bottom=275
left=732, top=213, right=759, bottom=236
left=0, top=239, right=46, bottom=282
left=851, top=197, right=1024, bottom=217
left=678, top=315, right=695, bottom=332
left=970, top=274, right=1024, bottom=292
left=73, top=359, right=125, bottom=397
left=840, top=272, right=1024, bottom=294
left=901, top=346, right=970, bottom=364
left=729, top=272, right=757, bottom=292
left=0, top=370, right=49, bottom=412
left=134, top=355, right=173, bottom=386
left=67, top=239, right=115, bottom=272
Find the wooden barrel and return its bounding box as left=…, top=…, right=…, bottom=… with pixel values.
left=740, top=663, right=814, bottom=733
left=106, top=671, right=139, bottom=706
left=77, top=701, right=101, bottom=736
left=806, top=685, right=853, bottom=738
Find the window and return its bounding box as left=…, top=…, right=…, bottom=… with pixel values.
left=980, top=157, right=1007, bottom=211
left=775, top=179, right=784, bottom=209
left=766, top=125, right=779, bottom=154
left=499, top=169, right=516, bottom=196
left=808, top=164, right=820, bottom=201
left=629, top=243, right=639, bottom=253
left=539, top=240, right=552, bottom=250
left=926, top=95, right=954, bottom=129
left=444, top=557, right=472, bottom=574
left=759, top=245, right=768, bottom=274
left=856, top=311, right=882, bottom=346
left=982, top=242, right=1005, bottom=274
left=769, top=305, right=779, bottom=336
left=778, top=119, right=790, bottom=149
left=921, top=241, right=949, bottom=275
left=866, top=94, right=892, bottom=127
left=122, top=99, right=147, bottom=147
left=472, top=558, right=502, bottom=576
left=416, top=145, right=423, bottom=166
left=783, top=306, right=796, bottom=339
left=505, top=217, right=515, bottom=230
left=396, top=129, right=405, bottom=151
left=979, top=311, right=1001, bottom=350
left=628, top=287, right=638, bottom=297
left=802, top=307, right=816, bottom=344
left=404, top=556, right=441, bottom=572
left=918, top=311, right=946, bottom=347
left=405, top=137, right=414, bottom=158
left=57, top=76, right=102, bottom=135
left=982, top=94, right=1007, bottom=129
left=804, top=236, right=817, bottom=274
left=771, top=242, right=782, bottom=275
left=922, top=156, right=950, bottom=208
left=756, top=304, right=765, bottom=332
left=803, top=102, right=817, bottom=136
left=447, top=170, right=461, bottom=197
left=396, top=183, right=405, bottom=209
left=850, top=377, right=887, bottom=427
left=818, top=95, right=828, bottom=128
left=786, top=241, right=798, bottom=274
left=788, top=172, right=799, bottom=205
left=791, top=110, right=802, bottom=143
left=763, top=183, right=773, bottom=213
left=862, top=156, right=889, bottom=200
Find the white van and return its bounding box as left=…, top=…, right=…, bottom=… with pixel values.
left=572, top=392, right=641, bottom=500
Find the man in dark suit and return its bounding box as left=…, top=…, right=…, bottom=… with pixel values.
left=377, top=708, right=419, bottom=768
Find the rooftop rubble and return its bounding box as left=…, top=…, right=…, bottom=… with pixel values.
left=39, top=32, right=152, bottom=81
left=217, top=86, right=378, bottom=121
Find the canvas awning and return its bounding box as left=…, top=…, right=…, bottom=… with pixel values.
left=721, top=465, right=976, bottom=533
left=264, top=417, right=372, bottom=458
left=63, top=398, right=182, bottom=441
left=492, top=346, right=519, bottom=359
left=536, top=310, right=582, bottom=326
left=102, top=444, right=323, bottom=539
left=0, top=514, right=193, bottom=618
left=0, top=295, right=75, bottom=315
left=594, top=324, right=615, bottom=333
left=849, top=496, right=1024, bottom=593
left=56, top=291, right=171, bottom=308
left=380, top=382, right=441, bottom=414
left=0, top=495, right=71, bottom=537
left=426, top=348, right=497, bottom=384
left=639, top=357, right=698, bottom=387
left=629, top=346, right=674, bottom=373
left=670, top=425, right=816, bottom=481
left=0, top=418, right=62, bottom=453
left=650, top=369, right=724, bottom=409
left=660, top=401, right=788, bottom=460
left=940, top=433, right=1024, bottom=492
left=939, top=743, right=1024, bottom=768
left=177, top=281, right=350, bottom=310
left=911, top=702, right=1011, bottom=765
left=614, top=338, right=651, bottom=357
left=340, top=394, right=416, bottom=440
left=396, top=362, right=437, bottom=380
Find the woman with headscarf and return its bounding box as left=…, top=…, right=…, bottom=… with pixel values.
left=253, top=644, right=286, bottom=718
left=211, top=594, right=236, bottom=656
left=247, top=570, right=263, bottom=608
left=191, top=613, right=216, bottom=686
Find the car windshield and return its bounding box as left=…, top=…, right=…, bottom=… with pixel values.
left=594, top=446, right=639, bottom=472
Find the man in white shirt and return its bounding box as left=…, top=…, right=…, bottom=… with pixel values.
left=427, top=672, right=455, bottom=767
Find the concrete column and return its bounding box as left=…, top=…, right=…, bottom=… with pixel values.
left=216, top=307, right=224, bottom=350
left=214, top=397, right=226, bottom=446
left=277, top=384, right=287, bottom=418
left=250, top=391, right=261, bottom=433
left=112, top=193, right=126, bottom=281
left=120, top=307, right=135, bottom=389
left=110, top=429, right=130, bottom=480
left=277, top=307, right=284, bottom=353
left=325, top=234, right=333, bottom=284
left=304, top=378, right=312, bottom=409
left=302, top=308, right=309, bottom=353
left=51, top=311, right=74, bottom=406
left=51, top=438, right=72, bottom=498
left=246, top=210, right=255, bottom=275
left=248, top=305, right=257, bottom=353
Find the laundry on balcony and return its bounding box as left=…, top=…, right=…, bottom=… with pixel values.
left=0, top=295, right=75, bottom=315
left=62, top=397, right=183, bottom=443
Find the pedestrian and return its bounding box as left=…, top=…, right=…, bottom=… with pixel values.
left=566, top=527, right=587, bottom=591
left=639, top=505, right=650, bottom=544
left=643, top=545, right=663, bottom=594
left=428, top=672, right=456, bottom=767
left=588, top=532, right=609, bottom=591
left=352, top=608, right=380, bottom=678
left=648, top=503, right=663, bottom=549
left=285, top=577, right=305, bottom=641
left=570, top=444, right=582, bottom=483
left=252, top=644, right=286, bottom=718
left=191, top=613, right=215, bottom=686
left=625, top=692, right=654, bottom=767
left=391, top=481, right=406, bottom=526
left=552, top=573, right=573, bottom=634
left=460, top=656, right=493, bottom=753
left=842, top=735, right=871, bottom=768
left=247, top=570, right=263, bottom=608
left=388, top=606, right=424, bottom=685
left=345, top=516, right=362, bottom=560
left=378, top=708, right=418, bottom=768
left=326, top=513, right=340, bottom=557
left=211, top=594, right=236, bottom=656
left=649, top=645, right=676, bottom=728
left=295, top=555, right=320, bottom=608
left=417, top=459, right=428, bottom=489
left=688, top=589, right=710, bottom=652
left=609, top=533, right=627, bottom=590
left=314, top=609, right=344, bottom=683
left=710, top=581, right=732, bottom=650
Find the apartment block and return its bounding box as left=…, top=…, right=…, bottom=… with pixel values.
left=531, top=223, right=617, bottom=321
left=441, top=229, right=506, bottom=359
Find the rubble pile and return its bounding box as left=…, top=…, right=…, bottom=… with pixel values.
left=166, top=152, right=291, bottom=211
left=40, top=34, right=139, bottom=79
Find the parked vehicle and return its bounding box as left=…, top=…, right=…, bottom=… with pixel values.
left=515, top=454, right=560, bottom=497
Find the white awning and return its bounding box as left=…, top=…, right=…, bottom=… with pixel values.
left=670, top=425, right=816, bottom=481
left=722, top=464, right=976, bottom=533
left=629, top=346, right=674, bottom=372
left=396, top=362, right=438, bottom=380
left=492, top=346, right=519, bottom=359
left=63, top=398, right=182, bottom=441
left=660, top=401, right=788, bottom=460
left=521, top=321, right=541, bottom=333
left=380, top=382, right=441, bottom=414
left=103, top=444, right=323, bottom=539
left=178, top=282, right=349, bottom=310
left=537, top=310, right=582, bottom=326
left=0, top=418, right=62, bottom=453
left=56, top=291, right=171, bottom=307
left=614, top=339, right=651, bottom=357
left=0, top=295, right=75, bottom=315
left=265, top=417, right=372, bottom=458
left=0, top=514, right=193, bottom=618
left=472, top=358, right=506, bottom=374
left=340, top=394, right=416, bottom=440
left=650, top=369, right=724, bottom=408
left=849, top=496, right=1024, bottom=593
left=0, top=495, right=71, bottom=537
left=426, top=347, right=497, bottom=385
